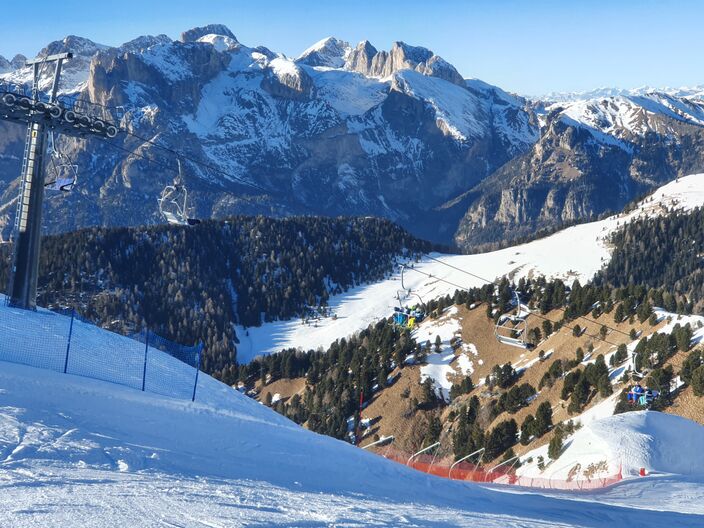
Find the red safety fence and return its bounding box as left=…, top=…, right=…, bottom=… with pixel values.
left=376, top=447, right=623, bottom=491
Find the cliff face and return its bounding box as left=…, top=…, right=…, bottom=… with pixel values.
left=0, top=26, right=537, bottom=245
left=345, top=40, right=465, bottom=86
left=454, top=94, right=704, bottom=249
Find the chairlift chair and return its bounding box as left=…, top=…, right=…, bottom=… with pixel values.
left=494, top=291, right=529, bottom=349
left=391, top=267, right=427, bottom=329
left=157, top=159, right=201, bottom=226
left=44, top=132, right=78, bottom=192
left=45, top=162, right=78, bottom=192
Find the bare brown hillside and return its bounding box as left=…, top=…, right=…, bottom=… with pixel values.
left=253, top=301, right=703, bottom=463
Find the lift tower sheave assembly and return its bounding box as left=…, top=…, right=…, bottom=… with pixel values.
left=0, top=52, right=119, bottom=310
left=8, top=53, right=70, bottom=310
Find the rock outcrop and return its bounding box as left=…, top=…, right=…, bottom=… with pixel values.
left=454, top=94, right=704, bottom=249
left=345, top=40, right=464, bottom=86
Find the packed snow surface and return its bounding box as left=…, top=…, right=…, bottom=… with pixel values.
left=519, top=409, right=704, bottom=482
left=238, top=174, right=704, bottom=362
left=1, top=303, right=704, bottom=525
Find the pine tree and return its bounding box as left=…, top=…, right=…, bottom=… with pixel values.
left=533, top=401, right=553, bottom=437
left=548, top=432, right=563, bottom=460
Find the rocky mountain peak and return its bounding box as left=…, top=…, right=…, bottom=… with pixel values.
left=414, top=55, right=465, bottom=86
left=296, top=37, right=351, bottom=68
left=180, top=24, right=237, bottom=44
left=390, top=41, right=433, bottom=64
left=345, top=40, right=378, bottom=74
left=0, top=55, right=11, bottom=73
left=119, top=34, right=172, bottom=54
left=42, top=35, right=107, bottom=57
left=344, top=39, right=464, bottom=86
left=262, top=57, right=314, bottom=101
left=10, top=54, right=26, bottom=69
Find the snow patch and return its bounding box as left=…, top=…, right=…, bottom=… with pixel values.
left=196, top=34, right=238, bottom=52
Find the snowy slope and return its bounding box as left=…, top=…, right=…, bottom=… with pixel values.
left=1, top=305, right=704, bottom=526
left=518, top=409, right=704, bottom=481
left=238, top=173, right=704, bottom=361
left=553, top=93, right=704, bottom=147
left=395, top=70, right=486, bottom=141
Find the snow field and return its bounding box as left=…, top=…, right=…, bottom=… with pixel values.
left=0, top=343, right=702, bottom=525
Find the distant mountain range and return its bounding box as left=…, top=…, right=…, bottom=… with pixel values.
left=535, top=85, right=704, bottom=103
left=1, top=24, right=703, bottom=249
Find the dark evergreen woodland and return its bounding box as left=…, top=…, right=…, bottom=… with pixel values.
left=598, top=207, right=704, bottom=311
left=0, top=215, right=432, bottom=376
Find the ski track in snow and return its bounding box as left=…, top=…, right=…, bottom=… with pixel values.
left=0, top=358, right=703, bottom=527
left=0, top=303, right=704, bottom=525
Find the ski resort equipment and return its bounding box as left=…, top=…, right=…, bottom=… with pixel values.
left=0, top=54, right=121, bottom=310
left=392, top=306, right=424, bottom=329
left=494, top=291, right=529, bottom=348
left=391, top=264, right=426, bottom=329
left=627, top=384, right=659, bottom=406
left=44, top=131, right=78, bottom=192
left=158, top=160, right=201, bottom=226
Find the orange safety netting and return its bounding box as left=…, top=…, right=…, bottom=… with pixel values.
left=376, top=447, right=622, bottom=491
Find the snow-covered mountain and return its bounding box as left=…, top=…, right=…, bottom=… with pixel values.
left=455, top=90, right=704, bottom=247
left=297, top=36, right=352, bottom=68
left=1, top=300, right=703, bottom=526
left=1, top=25, right=703, bottom=250
left=537, top=85, right=704, bottom=103
left=553, top=93, right=704, bottom=143
left=0, top=25, right=537, bottom=245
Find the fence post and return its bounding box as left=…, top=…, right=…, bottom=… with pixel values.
left=142, top=329, right=149, bottom=392
left=191, top=344, right=202, bottom=402
left=63, top=309, right=75, bottom=374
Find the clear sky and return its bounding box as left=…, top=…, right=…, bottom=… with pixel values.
left=1, top=0, right=701, bottom=96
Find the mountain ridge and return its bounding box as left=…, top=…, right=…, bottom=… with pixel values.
left=1, top=24, right=703, bottom=250
left=0, top=24, right=538, bottom=246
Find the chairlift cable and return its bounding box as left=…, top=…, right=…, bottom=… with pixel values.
left=92, top=136, right=266, bottom=208
left=423, top=254, right=632, bottom=338
left=403, top=266, right=622, bottom=348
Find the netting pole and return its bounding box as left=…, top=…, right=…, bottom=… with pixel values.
left=142, top=330, right=149, bottom=392
left=63, top=309, right=75, bottom=374
left=191, top=344, right=202, bottom=402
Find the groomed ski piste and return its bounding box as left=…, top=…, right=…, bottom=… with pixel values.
left=1, top=301, right=704, bottom=526
left=237, top=173, right=704, bottom=362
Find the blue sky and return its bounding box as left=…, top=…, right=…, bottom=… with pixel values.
left=1, top=0, right=701, bottom=95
